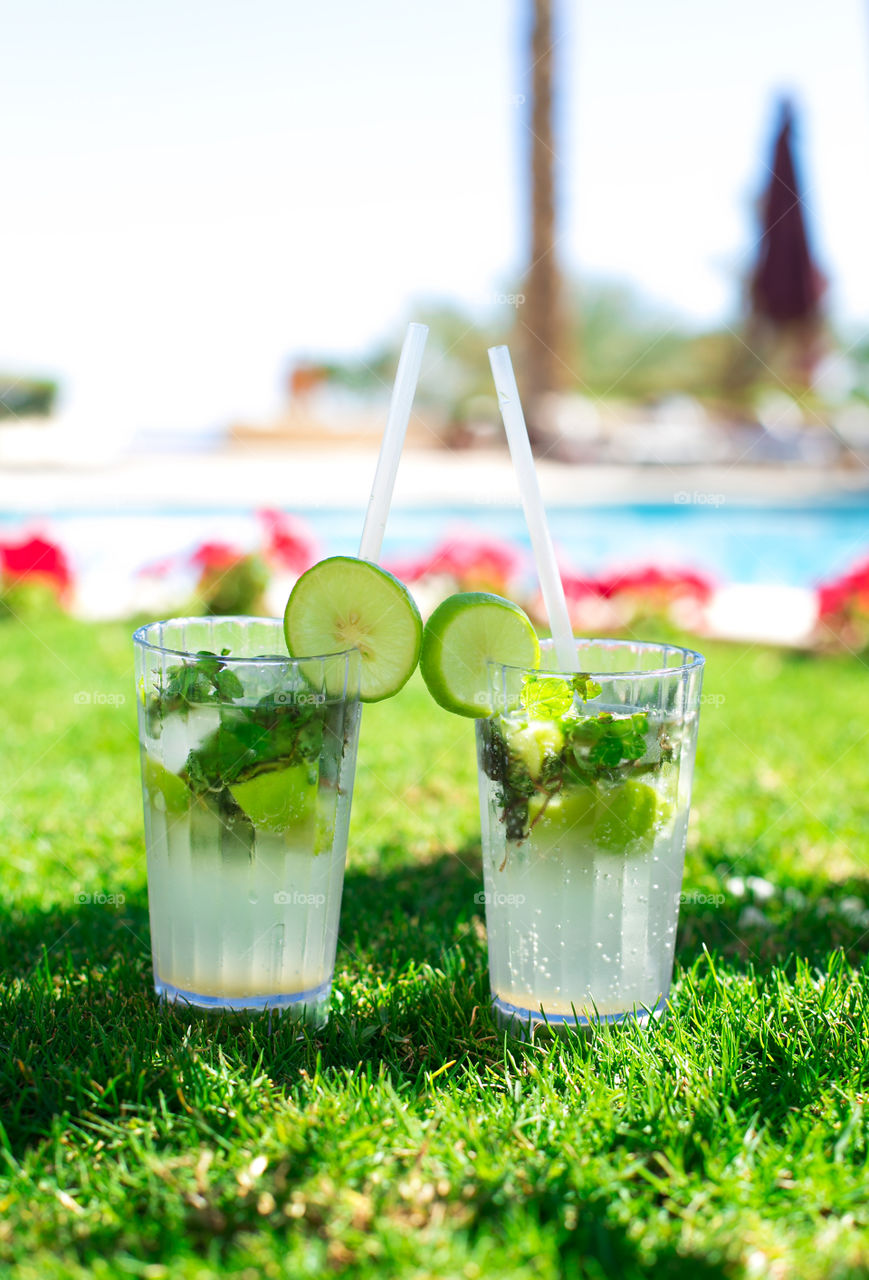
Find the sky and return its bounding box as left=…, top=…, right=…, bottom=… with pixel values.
left=2, top=0, right=869, bottom=431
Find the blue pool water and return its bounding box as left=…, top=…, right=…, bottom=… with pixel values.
left=305, top=500, right=869, bottom=587
left=3, top=499, right=869, bottom=588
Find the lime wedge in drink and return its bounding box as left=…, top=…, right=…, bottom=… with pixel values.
left=528, top=785, right=597, bottom=855
left=504, top=719, right=564, bottom=780
left=593, top=778, right=658, bottom=852
left=284, top=556, right=422, bottom=702
left=143, top=755, right=189, bottom=815
left=420, top=592, right=540, bottom=718
left=230, top=764, right=319, bottom=837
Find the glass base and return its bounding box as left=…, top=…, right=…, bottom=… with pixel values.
left=155, top=976, right=332, bottom=1025
left=492, top=993, right=668, bottom=1039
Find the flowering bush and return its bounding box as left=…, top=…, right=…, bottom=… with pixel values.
left=530, top=564, right=714, bottom=636
left=386, top=532, right=522, bottom=598
left=139, top=539, right=269, bottom=616
left=596, top=566, right=714, bottom=604
left=193, top=547, right=270, bottom=616
left=0, top=534, right=72, bottom=592
left=0, top=535, right=72, bottom=616
left=260, top=509, right=319, bottom=576
left=385, top=531, right=714, bottom=634
left=190, top=542, right=244, bottom=573
left=139, top=511, right=321, bottom=618
left=815, top=557, right=869, bottom=655
left=0, top=513, right=718, bottom=638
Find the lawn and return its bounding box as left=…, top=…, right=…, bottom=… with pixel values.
left=1, top=613, right=869, bottom=1279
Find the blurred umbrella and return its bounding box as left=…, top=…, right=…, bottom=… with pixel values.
left=748, top=100, right=826, bottom=385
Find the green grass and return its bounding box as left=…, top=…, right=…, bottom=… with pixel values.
left=1, top=614, right=869, bottom=1279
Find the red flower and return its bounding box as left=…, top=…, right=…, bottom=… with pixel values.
left=817, top=556, right=869, bottom=620
left=386, top=533, right=522, bottom=593
left=259, top=509, right=319, bottom=575
left=0, top=535, right=72, bottom=594
left=190, top=542, right=244, bottom=572
left=595, top=566, right=714, bottom=603
left=381, top=554, right=435, bottom=584
left=137, top=555, right=177, bottom=579
left=560, top=571, right=606, bottom=601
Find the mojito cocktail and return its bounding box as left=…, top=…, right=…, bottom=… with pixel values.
left=134, top=617, right=361, bottom=1021
left=477, top=639, right=704, bottom=1031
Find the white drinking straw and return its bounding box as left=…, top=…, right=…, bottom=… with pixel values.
left=488, top=344, right=576, bottom=671
left=358, top=322, right=429, bottom=563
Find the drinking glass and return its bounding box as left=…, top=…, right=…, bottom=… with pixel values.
left=476, top=638, right=704, bottom=1033
left=134, top=616, right=360, bottom=1022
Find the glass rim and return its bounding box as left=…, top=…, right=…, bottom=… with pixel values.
left=132, top=615, right=360, bottom=666
left=488, top=636, right=706, bottom=681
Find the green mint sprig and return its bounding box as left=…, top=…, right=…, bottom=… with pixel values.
left=479, top=723, right=536, bottom=842
left=568, top=711, right=650, bottom=772
left=481, top=698, right=676, bottom=843
left=520, top=671, right=603, bottom=719
left=153, top=649, right=244, bottom=717
left=183, top=696, right=323, bottom=797
left=147, top=649, right=328, bottom=811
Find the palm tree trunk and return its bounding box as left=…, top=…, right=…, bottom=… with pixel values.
left=520, top=0, right=566, bottom=445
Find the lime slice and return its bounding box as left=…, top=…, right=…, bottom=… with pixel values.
left=504, top=720, right=564, bottom=780
left=284, top=557, right=422, bottom=703
left=230, top=764, right=318, bottom=836
left=529, top=785, right=597, bottom=855
left=420, top=592, right=540, bottom=718
left=143, top=755, right=189, bottom=815
left=594, top=779, right=658, bottom=852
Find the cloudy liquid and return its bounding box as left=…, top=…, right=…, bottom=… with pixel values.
left=477, top=712, right=696, bottom=1027
left=140, top=706, right=357, bottom=1018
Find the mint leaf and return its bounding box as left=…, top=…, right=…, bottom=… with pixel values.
left=621, top=733, right=647, bottom=761
left=588, top=736, right=624, bottom=767
left=517, top=671, right=603, bottom=722
left=608, top=712, right=649, bottom=739
left=215, top=668, right=245, bottom=700
left=296, top=716, right=324, bottom=761
left=154, top=648, right=245, bottom=716
left=568, top=714, right=610, bottom=745
left=572, top=674, right=602, bottom=702
left=520, top=675, right=573, bottom=719
left=480, top=721, right=531, bottom=841
left=572, top=710, right=651, bottom=770
left=181, top=691, right=327, bottom=797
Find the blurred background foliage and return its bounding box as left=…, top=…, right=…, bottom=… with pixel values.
left=320, top=281, right=862, bottom=427
left=0, top=375, right=58, bottom=419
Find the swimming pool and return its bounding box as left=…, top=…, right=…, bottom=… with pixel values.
left=2, top=499, right=869, bottom=590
